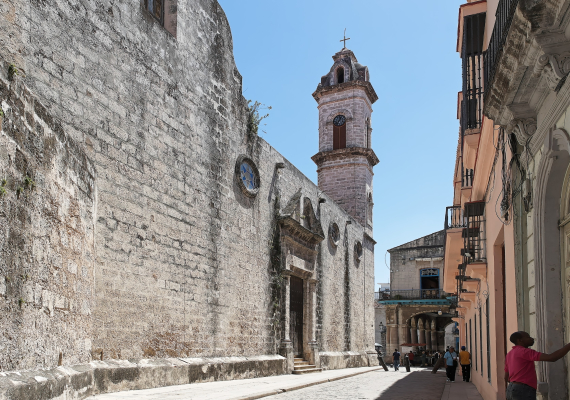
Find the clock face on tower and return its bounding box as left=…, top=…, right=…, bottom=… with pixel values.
left=333, top=115, right=346, bottom=127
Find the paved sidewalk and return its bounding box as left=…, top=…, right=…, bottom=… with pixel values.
left=441, top=379, right=484, bottom=400
left=87, top=366, right=382, bottom=400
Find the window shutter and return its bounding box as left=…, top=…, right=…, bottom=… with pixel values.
left=339, top=124, right=346, bottom=149
left=164, top=0, right=177, bottom=38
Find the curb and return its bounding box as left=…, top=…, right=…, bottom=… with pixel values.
left=233, top=367, right=383, bottom=400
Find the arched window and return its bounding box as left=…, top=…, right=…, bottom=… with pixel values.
left=333, top=114, right=346, bottom=150
left=336, top=67, right=344, bottom=84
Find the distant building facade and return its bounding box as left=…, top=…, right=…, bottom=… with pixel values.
left=378, top=231, right=454, bottom=354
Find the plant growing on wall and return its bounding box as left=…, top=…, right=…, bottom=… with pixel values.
left=246, top=100, right=271, bottom=136
left=8, top=64, right=19, bottom=81
left=24, top=175, right=35, bottom=189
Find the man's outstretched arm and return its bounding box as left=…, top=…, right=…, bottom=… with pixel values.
left=539, top=343, right=570, bottom=362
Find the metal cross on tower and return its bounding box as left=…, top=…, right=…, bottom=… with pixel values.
left=340, top=28, right=350, bottom=48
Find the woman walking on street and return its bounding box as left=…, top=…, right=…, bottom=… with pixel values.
left=444, top=347, right=458, bottom=382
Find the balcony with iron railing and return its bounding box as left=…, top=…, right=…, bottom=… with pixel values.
left=483, top=0, right=519, bottom=100
left=461, top=12, right=486, bottom=135
left=445, top=206, right=466, bottom=230
left=377, top=289, right=449, bottom=301
left=463, top=201, right=486, bottom=264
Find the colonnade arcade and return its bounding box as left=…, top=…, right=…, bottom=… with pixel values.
left=384, top=304, right=452, bottom=353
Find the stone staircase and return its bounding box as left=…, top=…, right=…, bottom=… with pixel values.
left=292, top=357, right=322, bottom=374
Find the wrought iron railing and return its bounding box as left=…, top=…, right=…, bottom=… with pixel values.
left=385, top=289, right=448, bottom=300
left=445, top=206, right=466, bottom=230
left=463, top=201, right=486, bottom=263
left=462, top=169, right=474, bottom=187
left=375, top=291, right=391, bottom=301
left=462, top=13, right=486, bottom=133
left=484, top=0, right=519, bottom=98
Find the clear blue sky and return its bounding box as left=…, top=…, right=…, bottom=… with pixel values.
left=218, top=0, right=464, bottom=288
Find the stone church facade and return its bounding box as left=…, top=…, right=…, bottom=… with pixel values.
left=0, top=0, right=377, bottom=395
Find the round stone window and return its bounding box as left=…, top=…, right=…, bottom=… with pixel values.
left=329, top=223, right=340, bottom=247
left=235, top=155, right=260, bottom=197
left=354, top=241, right=363, bottom=261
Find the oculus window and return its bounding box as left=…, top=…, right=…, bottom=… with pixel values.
left=235, top=155, right=260, bottom=197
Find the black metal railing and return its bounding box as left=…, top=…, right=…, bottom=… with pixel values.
left=445, top=206, right=466, bottom=229
left=462, top=13, right=486, bottom=133
left=462, top=169, right=474, bottom=187
left=385, top=289, right=448, bottom=300
left=463, top=201, right=486, bottom=263
left=375, top=291, right=391, bottom=301
left=484, top=0, right=519, bottom=97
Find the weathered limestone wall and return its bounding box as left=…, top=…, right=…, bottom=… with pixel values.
left=0, top=66, right=95, bottom=371
left=0, top=0, right=375, bottom=376
left=388, top=231, right=444, bottom=292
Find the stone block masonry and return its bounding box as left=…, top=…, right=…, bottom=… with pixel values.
left=0, top=0, right=376, bottom=396
left=0, top=63, right=96, bottom=371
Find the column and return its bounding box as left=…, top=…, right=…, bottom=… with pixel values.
left=430, top=320, right=437, bottom=352
left=284, top=275, right=291, bottom=342
left=418, top=318, right=426, bottom=347
left=400, top=324, right=408, bottom=346
left=307, top=280, right=320, bottom=367
left=426, top=320, right=432, bottom=350
left=437, top=331, right=445, bottom=352
left=279, top=274, right=293, bottom=373
left=431, top=330, right=438, bottom=352
left=389, top=325, right=398, bottom=351
left=410, top=318, right=418, bottom=348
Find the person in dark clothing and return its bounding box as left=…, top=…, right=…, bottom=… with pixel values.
left=392, top=349, right=401, bottom=371
left=408, top=351, right=414, bottom=366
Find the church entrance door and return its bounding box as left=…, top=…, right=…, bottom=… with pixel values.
left=290, top=276, right=304, bottom=357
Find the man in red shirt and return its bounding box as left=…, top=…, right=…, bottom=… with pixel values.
left=505, top=331, right=570, bottom=399
left=408, top=351, right=414, bottom=366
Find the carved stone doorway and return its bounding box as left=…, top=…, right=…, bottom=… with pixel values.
left=290, top=276, right=304, bottom=357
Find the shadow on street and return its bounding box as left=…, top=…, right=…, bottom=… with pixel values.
left=375, top=370, right=447, bottom=400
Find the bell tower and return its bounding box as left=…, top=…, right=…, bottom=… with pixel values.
left=311, top=47, right=379, bottom=231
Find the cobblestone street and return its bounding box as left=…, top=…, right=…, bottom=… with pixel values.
left=263, top=368, right=446, bottom=400
left=88, top=367, right=482, bottom=400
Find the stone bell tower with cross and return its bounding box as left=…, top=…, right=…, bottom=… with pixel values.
left=311, top=39, right=379, bottom=234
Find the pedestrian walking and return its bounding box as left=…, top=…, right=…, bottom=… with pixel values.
left=505, top=331, right=570, bottom=400
left=433, top=351, right=440, bottom=366
left=443, top=346, right=458, bottom=382
left=408, top=351, right=414, bottom=366
left=421, top=351, right=427, bottom=367
left=392, top=349, right=401, bottom=371
left=459, top=346, right=471, bottom=382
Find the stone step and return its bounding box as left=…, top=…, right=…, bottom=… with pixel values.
left=293, top=358, right=304, bottom=362
left=292, top=367, right=323, bottom=375
left=294, top=364, right=317, bottom=370
left=294, top=361, right=310, bottom=366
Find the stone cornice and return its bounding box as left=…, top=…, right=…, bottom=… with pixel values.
left=484, top=2, right=570, bottom=125
left=278, top=216, right=325, bottom=247
left=311, top=147, right=379, bottom=167
left=312, top=80, right=378, bottom=104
